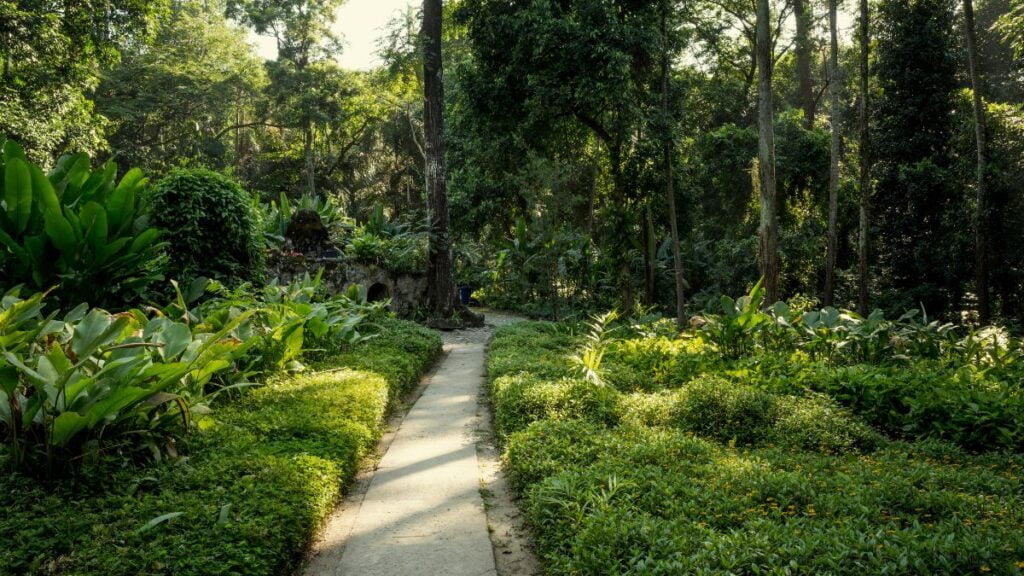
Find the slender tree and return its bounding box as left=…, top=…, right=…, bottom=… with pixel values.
left=662, top=3, right=687, bottom=327
left=963, top=0, right=990, bottom=324
left=757, top=0, right=780, bottom=303
left=857, top=0, right=871, bottom=315
left=795, top=0, right=816, bottom=127
left=824, top=0, right=841, bottom=306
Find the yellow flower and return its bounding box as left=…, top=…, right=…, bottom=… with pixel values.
left=979, top=565, right=990, bottom=573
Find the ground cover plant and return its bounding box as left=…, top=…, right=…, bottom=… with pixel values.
left=489, top=295, right=1024, bottom=575
left=0, top=316, right=441, bottom=575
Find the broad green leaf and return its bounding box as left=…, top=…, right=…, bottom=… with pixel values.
left=2, top=140, right=26, bottom=162
left=71, top=310, right=127, bottom=360
left=51, top=412, right=88, bottom=446
left=79, top=202, right=109, bottom=258
left=4, top=157, right=32, bottom=233
left=29, top=164, right=60, bottom=215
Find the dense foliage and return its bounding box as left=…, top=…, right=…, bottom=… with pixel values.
left=490, top=310, right=1024, bottom=574
left=0, top=140, right=166, bottom=308
left=0, top=319, right=441, bottom=575
left=147, top=168, right=265, bottom=286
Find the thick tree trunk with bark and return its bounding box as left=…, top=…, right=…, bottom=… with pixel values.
left=824, top=0, right=841, bottom=307
left=795, top=0, right=816, bottom=128
left=857, top=0, right=871, bottom=315
left=757, top=0, right=780, bottom=304
left=662, top=7, right=687, bottom=328
left=964, top=0, right=990, bottom=324
left=422, top=0, right=480, bottom=328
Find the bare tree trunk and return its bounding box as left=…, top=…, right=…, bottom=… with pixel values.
left=757, top=0, right=780, bottom=304
left=964, top=0, right=990, bottom=324
left=824, top=0, right=841, bottom=307
left=422, top=0, right=466, bottom=327
left=662, top=6, right=687, bottom=328
left=795, top=0, right=816, bottom=128
left=857, top=0, right=871, bottom=316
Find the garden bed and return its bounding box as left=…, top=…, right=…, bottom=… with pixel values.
left=0, top=319, right=441, bottom=576
left=490, top=320, right=1024, bottom=575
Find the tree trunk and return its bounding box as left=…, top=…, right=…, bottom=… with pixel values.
left=824, top=0, right=841, bottom=307
left=857, top=0, right=871, bottom=316
left=304, top=119, right=317, bottom=196
left=795, top=0, right=816, bottom=128
left=644, top=204, right=656, bottom=306
left=757, top=0, right=780, bottom=304
left=662, top=6, right=687, bottom=328
left=422, top=0, right=461, bottom=326
left=964, top=0, right=990, bottom=324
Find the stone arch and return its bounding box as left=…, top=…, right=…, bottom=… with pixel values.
left=367, top=282, right=391, bottom=303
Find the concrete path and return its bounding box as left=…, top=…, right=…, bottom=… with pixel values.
left=306, top=339, right=498, bottom=576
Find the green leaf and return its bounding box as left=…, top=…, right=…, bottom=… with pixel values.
left=4, top=157, right=32, bottom=233
left=71, top=310, right=127, bottom=360
left=136, top=512, right=184, bottom=534
left=79, top=202, right=109, bottom=259
left=51, top=412, right=88, bottom=446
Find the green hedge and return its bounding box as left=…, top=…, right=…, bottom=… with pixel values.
left=1, top=319, right=440, bottom=576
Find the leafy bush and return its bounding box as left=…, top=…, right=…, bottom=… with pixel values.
left=0, top=319, right=439, bottom=575
left=148, top=168, right=264, bottom=286
left=0, top=139, right=166, bottom=308
left=669, top=377, right=779, bottom=446
left=492, top=374, right=620, bottom=438
left=0, top=289, right=248, bottom=474
left=343, top=206, right=429, bottom=273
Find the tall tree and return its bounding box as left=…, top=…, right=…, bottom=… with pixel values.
left=963, top=0, right=990, bottom=323
left=423, top=0, right=474, bottom=326
left=857, top=0, right=871, bottom=315
left=757, top=0, right=780, bottom=303
left=823, top=0, right=841, bottom=306
left=227, top=0, right=344, bottom=196
left=0, top=0, right=165, bottom=162
left=662, top=1, right=687, bottom=327
left=874, top=0, right=962, bottom=316
left=794, top=0, right=817, bottom=127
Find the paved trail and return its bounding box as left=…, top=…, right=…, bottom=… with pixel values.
left=306, top=313, right=528, bottom=576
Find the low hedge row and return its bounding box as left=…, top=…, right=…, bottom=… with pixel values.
left=490, top=321, right=1024, bottom=575
left=1, top=319, right=441, bottom=576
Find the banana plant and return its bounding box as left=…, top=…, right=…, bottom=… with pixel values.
left=0, top=139, right=167, bottom=309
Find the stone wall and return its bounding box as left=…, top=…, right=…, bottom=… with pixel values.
left=268, top=251, right=428, bottom=318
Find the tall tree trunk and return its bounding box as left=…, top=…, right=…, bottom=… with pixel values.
left=644, top=204, right=656, bottom=306
left=824, top=0, right=841, bottom=307
left=857, top=0, right=871, bottom=315
left=757, top=0, right=780, bottom=304
left=964, top=0, right=990, bottom=324
left=304, top=119, right=316, bottom=196
left=662, top=6, right=687, bottom=328
left=795, top=0, right=816, bottom=128
left=422, top=0, right=458, bottom=323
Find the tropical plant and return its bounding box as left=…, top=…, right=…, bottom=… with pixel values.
left=0, top=140, right=167, bottom=308
left=0, top=288, right=251, bottom=473
left=260, top=192, right=353, bottom=248
left=701, top=279, right=768, bottom=358
left=570, top=310, right=621, bottom=386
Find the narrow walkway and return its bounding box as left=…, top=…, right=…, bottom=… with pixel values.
left=306, top=338, right=498, bottom=576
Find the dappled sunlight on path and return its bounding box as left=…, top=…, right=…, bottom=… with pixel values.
left=304, top=332, right=500, bottom=576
